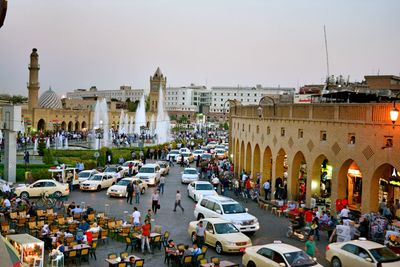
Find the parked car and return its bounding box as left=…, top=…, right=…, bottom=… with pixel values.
left=187, top=181, right=218, bottom=202
left=80, top=173, right=117, bottom=191
left=187, top=218, right=252, bottom=254
left=106, top=177, right=147, bottom=197
left=78, top=170, right=99, bottom=184
left=181, top=168, right=200, bottom=184
left=15, top=179, right=69, bottom=198
left=326, top=239, right=400, bottom=267
left=166, top=149, right=180, bottom=161
left=135, top=163, right=161, bottom=186
left=243, top=241, right=323, bottom=267
left=194, top=195, right=259, bottom=233
left=120, top=160, right=142, bottom=175
left=176, top=152, right=194, bottom=163
left=156, top=161, right=170, bottom=176
left=104, top=165, right=126, bottom=180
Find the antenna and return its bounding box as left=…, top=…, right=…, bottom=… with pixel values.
left=324, top=25, right=330, bottom=79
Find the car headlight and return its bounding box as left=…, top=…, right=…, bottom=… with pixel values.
left=225, top=241, right=236, bottom=246
left=253, top=218, right=258, bottom=224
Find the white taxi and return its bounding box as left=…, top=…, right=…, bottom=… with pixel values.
left=187, top=181, right=217, bottom=202
left=243, top=241, right=322, bottom=267
left=326, top=239, right=400, bottom=267
left=15, top=179, right=69, bottom=198
left=187, top=218, right=252, bottom=254
left=107, top=177, right=147, bottom=197
left=80, top=173, right=117, bottom=191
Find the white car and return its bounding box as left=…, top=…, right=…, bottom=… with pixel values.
left=107, top=177, right=147, bottom=197
left=15, top=179, right=69, bottom=198
left=156, top=161, right=170, bottom=176
left=135, top=164, right=161, bottom=186
left=80, top=173, right=117, bottom=191
left=179, top=147, right=190, bottom=154
left=166, top=149, right=180, bottom=161
left=187, top=181, right=218, bottom=202
left=78, top=170, right=99, bottom=184
left=104, top=166, right=126, bottom=180
left=193, top=149, right=205, bottom=159
left=326, top=239, right=400, bottom=267
left=176, top=152, right=195, bottom=163
left=120, top=160, right=142, bottom=175
left=194, top=195, right=259, bottom=233
left=181, top=168, right=200, bottom=184
left=243, top=241, right=323, bottom=267
left=215, top=149, right=227, bottom=159
left=207, top=141, right=218, bottom=149
left=215, top=145, right=226, bottom=150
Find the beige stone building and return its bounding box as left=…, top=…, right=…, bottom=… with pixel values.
left=229, top=103, right=400, bottom=213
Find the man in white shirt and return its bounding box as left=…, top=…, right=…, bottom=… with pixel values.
left=173, top=190, right=184, bottom=212
left=2, top=182, right=11, bottom=194
left=132, top=207, right=141, bottom=226
left=263, top=180, right=270, bottom=201
left=3, top=197, right=11, bottom=208
left=339, top=205, right=350, bottom=220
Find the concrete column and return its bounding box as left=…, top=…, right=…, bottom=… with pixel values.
left=329, top=164, right=340, bottom=214
left=4, top=130, right=17, bottom=183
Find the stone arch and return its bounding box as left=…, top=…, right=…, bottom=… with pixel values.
left=234, top=139, right=240, bottom=175
left=371, top=163, right=397, bottom=212
left=239, top=141, right=245, bottom=174
left=291, top=151, right=307, bottom=202
left=81, top=121, right=87, bottom=129
left=338, top=159, right=363, bottom=211
left=245, top=142, right=252, bottom=174
left=311, top=154, right=332, bottom=199
left=262, top=146, right=272, bottom=185
left=75, top=121, right=80, bottom=131
left=61, top=121, right=66, bottom=130
left=68, top=121, right=73, bottom=132
left=37, top=119, right=46, bottom=131
left=253, top=144, right=261, bottom=181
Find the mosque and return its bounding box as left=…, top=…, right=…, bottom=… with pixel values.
left=22, top=48, right=166, bottom=133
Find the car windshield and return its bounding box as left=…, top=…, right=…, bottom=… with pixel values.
left=222, top=203, right=246, bottom=214
left=117, top=180, right=131, bottom=186
left=170, top=150, right=179, bottom=154
left=214, top=223, right=239, bottom=234
left=139, top=167, right=154, bottom=174
left=369, top=247, right=400, bottom=263
left=105, top=167, right=117, bottom=173
left=158, top=162, right=167, bottom=168
left=283, top=251, right=317, bottom=267
left=196, top=184, right=213, bottom=190
left=182, top=153, right=190, bottom=157
left=89, top=175, right=103, bottom=181
left=194, top=150, right=203, bottom=154
left=78, top=172, right=91, bottom=178
left=184, top=169, right=197, bottom=175
left=202, top=154, right=211, bottom=159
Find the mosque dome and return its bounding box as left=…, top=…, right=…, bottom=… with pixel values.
left=39, top=87, right=62, bottom=109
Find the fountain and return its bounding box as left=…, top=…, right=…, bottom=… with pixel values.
left=129, top=116, right=134, bottom=135
left=33, top=138, right=38, bottom=155
left=46, top=137, right=50, bottom=149
left=134, top=95, right=146, bottom=135
left=118, top=110, right=125, bottom=135
left=155, top=87, right=171, bottom=144
left=64, top=137, right=68, bottom=149
left=92, top=98, right=110, bottom=149
left=124, top=114, right=129, bottom=134
left=149, top=114, right=156, bottom=135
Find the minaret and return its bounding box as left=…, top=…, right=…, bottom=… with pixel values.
left=27, top=48, right=40, bottom=111
left=149, top=67, right=167, bottom=113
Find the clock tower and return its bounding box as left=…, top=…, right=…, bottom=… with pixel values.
left=149, top=67, right=166, bottom=113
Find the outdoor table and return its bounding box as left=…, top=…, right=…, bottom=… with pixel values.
left=201, top=260, right=238, bottom=267
left=64, top=243, right=90, bottom=252
left=105, top=255, right=141, bottom=267
left=131, top=232, right=161, bottom=239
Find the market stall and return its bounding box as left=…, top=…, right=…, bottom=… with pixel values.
left=6, top=234, right=44, bottom=267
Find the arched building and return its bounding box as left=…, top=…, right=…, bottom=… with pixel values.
left=230, top=104, right=400, bottom=213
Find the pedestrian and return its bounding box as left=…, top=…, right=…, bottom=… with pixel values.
left=159, top=175, right=165, bottom=194
left=132, top=207, right=141, bottom=226
left=305, top=235, right=318, bottom=258
left=126, top=181, right=134, bottom=205
left=134, top=181, right=140, bottom=204
left=141, top=219, right=152, bottom=254
left=195, top=221, right=205, bottom=248
left=151, top=190, right=160, bottom=214
left=339, top=205, right=350, bottom=221
left=173, top=190, right=184, bottom=212
left=263, top=179, right=270, bottom=201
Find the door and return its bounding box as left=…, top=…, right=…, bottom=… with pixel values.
left=255, top=247, right=275, bottom=266
left=188, top=183, right=195, bottom=198
left=29, top=181, right=46, bottom=197
left=204, top=221, right=217, bottom=247
left=205, top=201, right=216, bottom=218
left=44, top=181, right=58, bottom=195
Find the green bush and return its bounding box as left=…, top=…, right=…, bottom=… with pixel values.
left=42, top=149, right=55, bottom=164
left=37, top=137, right=46, bottom=156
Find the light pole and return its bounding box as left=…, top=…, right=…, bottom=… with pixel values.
left=390, top=93, right=400, bottom=128
left=257, top=95, right=276, bottom=118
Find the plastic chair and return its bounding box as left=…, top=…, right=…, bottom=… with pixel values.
left=134, top=259, right=144, bottom=267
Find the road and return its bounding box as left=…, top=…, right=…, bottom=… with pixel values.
left=66, top=160, right=330, bottom=266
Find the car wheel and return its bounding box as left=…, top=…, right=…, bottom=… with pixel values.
left=20, top=191, right=29, bottom=199
left=141, top=188, right=145, bottom=194
left=331, top=257, right=342, bottom=267
left=215, top=242, right=223, bottom=254
left=54, top=191, right=62, bottom=198
left=97, top=185, right=101, bottom=191
left=197, top=214, right=204, bottom=220
left=247, top=261, right=256, bottom=267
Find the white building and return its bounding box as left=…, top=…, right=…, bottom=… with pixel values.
left=210, top=85, right=295, bottom=113
left=66, top=85, right=144, bottom=102
left=165, top=84, right=211, bottom=113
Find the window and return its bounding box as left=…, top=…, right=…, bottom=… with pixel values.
left=45, top=182, right=56, bottom=187
left=342, top=244, right=358, bottom=254
left=254, top=93, right=257, bottom=96
left=221, top=93, right=223, bottom=96
left=320, top=131, right=327, bottom=141
left=256, top=125, right=259, bottom=134
left=182, top=97, right=185, bottom=100
left=281, top=127, right=285, bottom=137
left=234, top=93, right=236, bottom=96
left=267, top=126, right=271, bottom=135
left=257, top=248, right=273, bottom=259
left=248, top=93, right=250, bottom=96
left=248, top=125, right=251, bottom=132
left=206, top=222, right=214, bottom=234
left=384, top=136, right=393, bottom=148
left=200, top=199, right=207, bottom=207
left=242, top=124, right=245, bottom=132
left=206, top=201, right=215, bottom=210
left=298, top=129, right=303, bottom=139
left=228, top=93, right=230, bottom=96
left=348, top=133, right=356, bottom=144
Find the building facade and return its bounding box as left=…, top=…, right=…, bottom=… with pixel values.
left=230, top=103, right=400, bottom=214
left=165, top=84, right=211, bottom=113
left=66, top=85, right=144, bottom=102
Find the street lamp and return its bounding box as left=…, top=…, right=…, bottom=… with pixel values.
left=258, top=96, right=276, bottom=118
left=390, top=93, right=400, bottom=128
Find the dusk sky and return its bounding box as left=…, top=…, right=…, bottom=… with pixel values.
left=1, top=0, right=399, bottom=96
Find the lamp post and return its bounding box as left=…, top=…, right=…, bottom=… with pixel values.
left=390, top=93, right=400, bottom=128
left=258, top=96, right=276, bottom=118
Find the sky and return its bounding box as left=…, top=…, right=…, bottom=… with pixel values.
left=0, top=0, right=399, bottom=96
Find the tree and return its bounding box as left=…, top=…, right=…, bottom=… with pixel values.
left=169, top=114, right=177, bottom=121
left=0, top=94, right=28, bottom=104
left=37, top=137, right=46, bottom=156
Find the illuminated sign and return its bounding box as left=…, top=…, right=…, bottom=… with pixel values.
left=348, top=169, right=361, bottom=176
left=389, top=180, right=400, bottom=187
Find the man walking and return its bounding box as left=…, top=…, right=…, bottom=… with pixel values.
left=263, top=179, right=270, bottom=201
left=132, top=207, right=141, bottom=226
left=134, top=182, right=140, bottom=204
left=195, top=220, right=205, bottom=248
left=159, top=175, right=165, bottom=194
left=126, top=181, right=134, bottom=204
left=173, top=190, right=184, bottom=212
